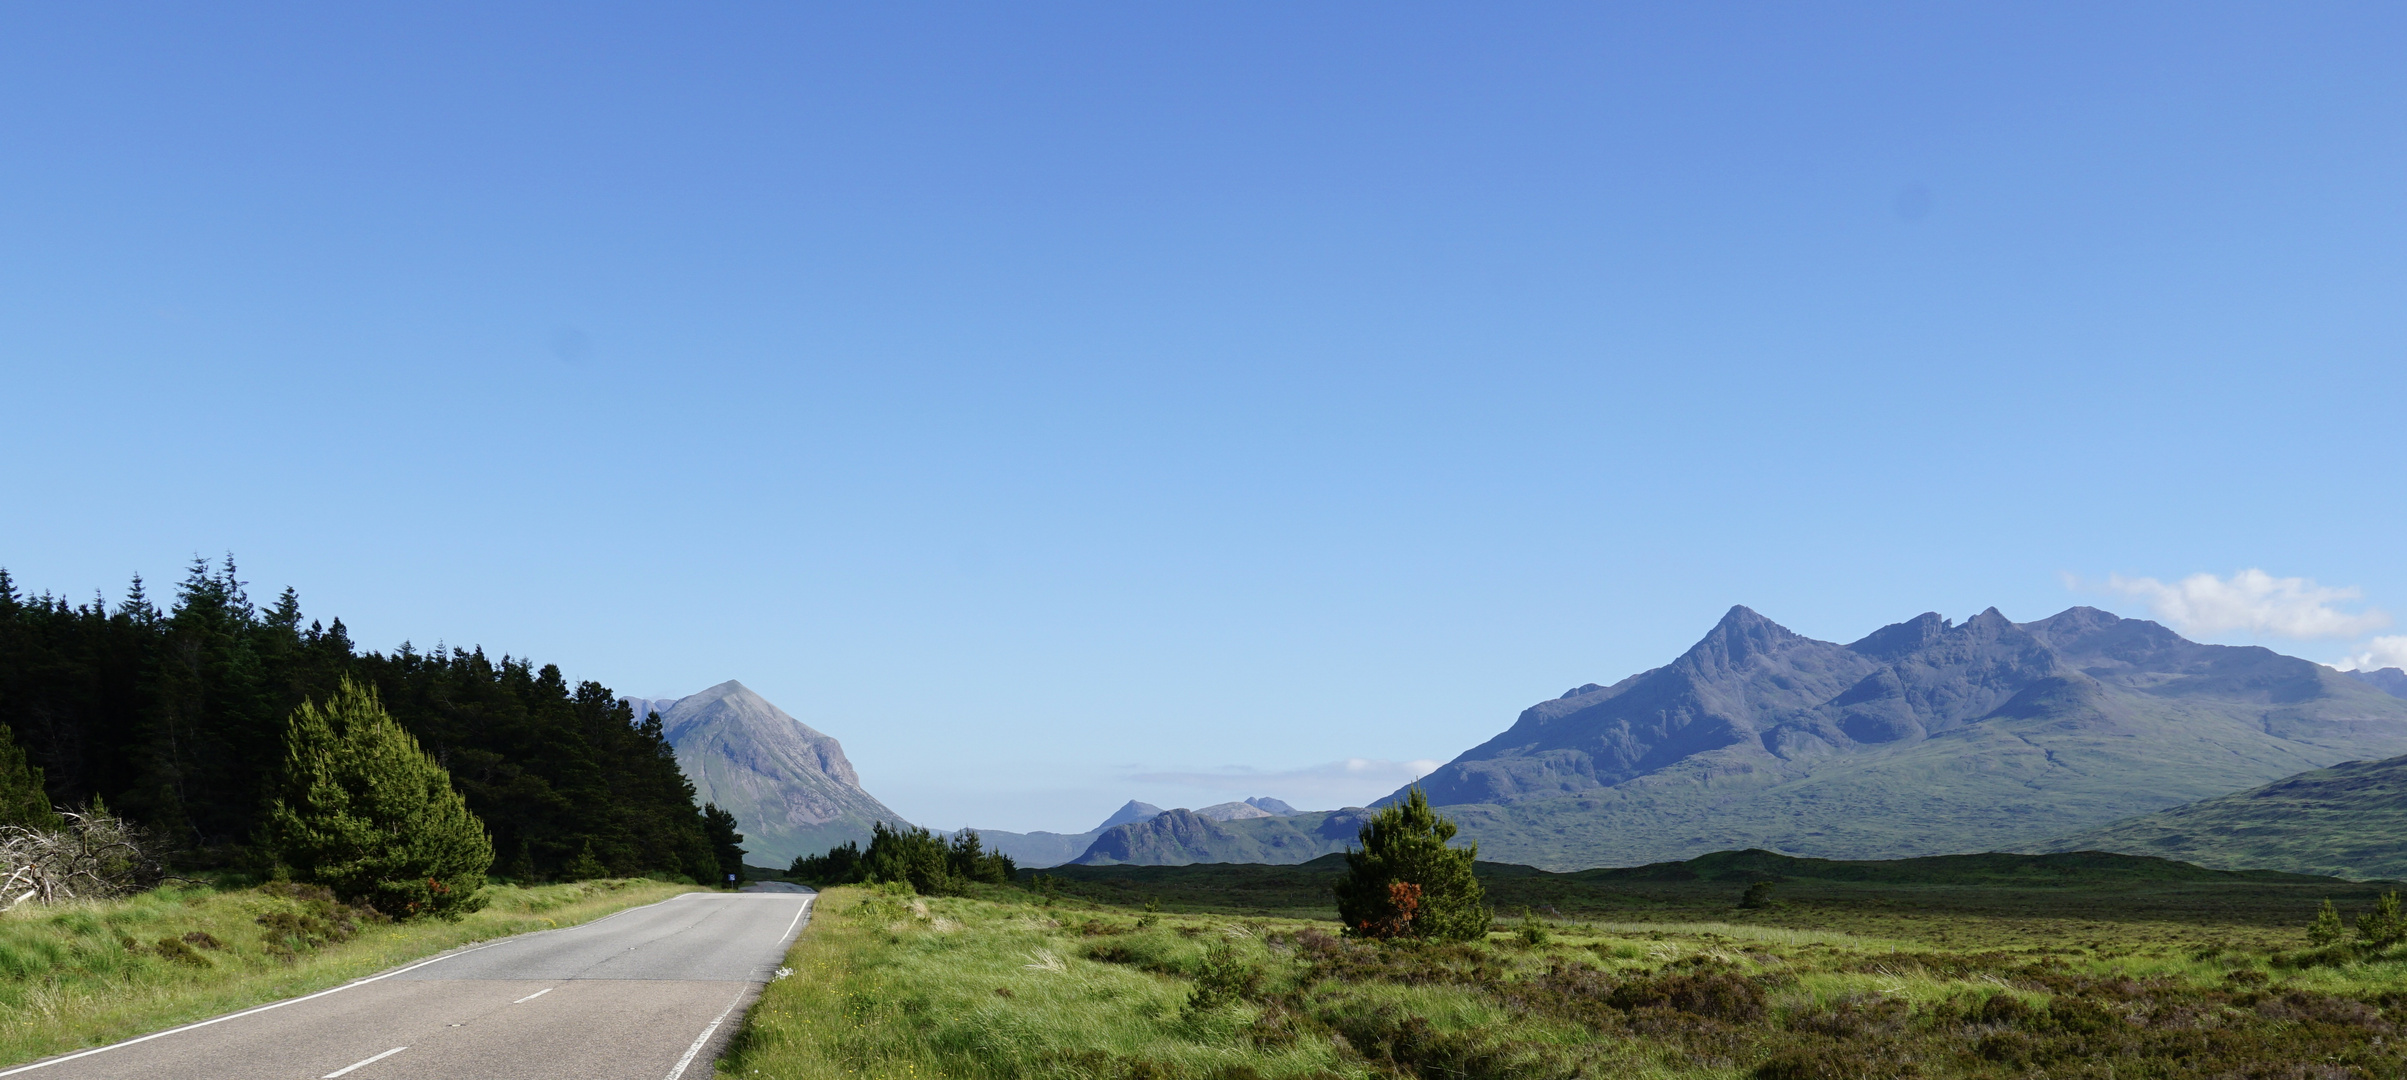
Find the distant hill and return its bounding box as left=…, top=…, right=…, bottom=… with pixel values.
left=1073, top=806, right=1371, bottom=866
left=626, top=681, right=910, bottom=866
left=1079, top=606, right=2407, bottom=869
left=2045, top=752, right=2407, bottom=880
left=962, top=800, right=1164, bottom=868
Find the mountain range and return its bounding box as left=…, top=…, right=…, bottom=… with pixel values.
left=1074, top=606, right=2407, bottom=870
left=622, top=680, right=909, bottom=866
left=955, top=800, right=1166, bottom=867
left=642, top=618, right=2407, bottom=878
left=970, top=797, right=1303, bottom=866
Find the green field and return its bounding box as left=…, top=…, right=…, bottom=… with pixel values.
left=724, top=854, right=2407, bottom=1079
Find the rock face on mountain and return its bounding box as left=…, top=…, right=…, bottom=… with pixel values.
left=2045, top=752, right=2407, bottom=880
left=2349, top=668, right=2407, bottom=699
left=960, top=801, right=1166, bottom=868
left=1378, top=605, right=2407, bottom=868
left=626, top=681, right=909, bottom=866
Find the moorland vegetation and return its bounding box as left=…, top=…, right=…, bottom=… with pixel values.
left=730, top=876, right=2407, bottom=1080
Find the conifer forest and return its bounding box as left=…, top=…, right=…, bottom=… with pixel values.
left=0, top=558, right=723, bottom=884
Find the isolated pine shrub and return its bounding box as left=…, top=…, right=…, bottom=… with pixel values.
left=1516, top=908, right=1552, bottom=946
left=1184, top=941, right=1263, bottom=1015
left=2358, top=891, right=2407, bottom=949
left=1740, top=881, right=1776, bottom=909
left=1332, top=789, right=1490, bottom=942
left=2309, top=899, right=2347, bottom=946
left=260, top=680, right=493, bottom=919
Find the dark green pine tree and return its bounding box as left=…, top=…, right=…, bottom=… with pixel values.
left=0, top=721, right=60, bottom=830
left=702, top=803, right=746, bottom=885
left=1332, top=788, right=1491, bottom=942
left=261, top=680, right=494, bottom=918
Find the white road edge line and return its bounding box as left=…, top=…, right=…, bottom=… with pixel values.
left=512, top=988, right=553, bottom=1004
left=779, top=896, right=814, bottom=942
left=661, top=988, right=749, bottom=1080
left=0, top=888, right=707, bottom=1077
left=0, top=942, right=500, bottom=1078
left=322, top=1046, right=407, bottom=1079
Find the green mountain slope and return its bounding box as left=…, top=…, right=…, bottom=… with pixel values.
left=630, top=681, right=911, bottom=865
left=2044, top=753, right=2407, bottom=880
left=1082, top=605, right=2407, bottom=870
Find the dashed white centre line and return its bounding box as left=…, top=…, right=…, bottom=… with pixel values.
left=321, top=1046, right=406, bottom=1078
left=512, top=988, right=553, bottom=1004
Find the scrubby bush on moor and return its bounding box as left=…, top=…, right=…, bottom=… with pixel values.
left=787, top=824, right=1013, bottom=894
left=1332, top=788, right=1489, bottom=942
left=261, top=680, right=492, bottom=919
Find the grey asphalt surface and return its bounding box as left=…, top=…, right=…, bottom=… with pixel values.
left=1, top=889, right=814, bottom=1080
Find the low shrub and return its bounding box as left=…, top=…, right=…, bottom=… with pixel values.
left=1605, top=971, right=1768, bottom=1022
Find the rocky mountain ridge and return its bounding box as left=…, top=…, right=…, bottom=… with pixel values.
left=1079, top=605, right=2407, bottom=869
left=624, top=681, right=910, bottom=866
left=974, top=797, right=1312, bottom=867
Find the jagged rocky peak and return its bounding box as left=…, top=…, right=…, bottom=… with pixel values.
left=1847, top=611, right=1952, bottom=660
left=2349, top=668, right=2407, bottom=699
left=1678, top=604, right=1806, bottom=673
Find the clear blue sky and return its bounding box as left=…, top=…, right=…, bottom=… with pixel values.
left=5, top=4, right=2402, bottom=833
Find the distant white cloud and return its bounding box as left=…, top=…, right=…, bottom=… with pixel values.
left=2336, top=636, right=2407, bottom=672
left=2099, top=569, right=2390, bottom=640
left=1123, top=757, right=1444, bottom=810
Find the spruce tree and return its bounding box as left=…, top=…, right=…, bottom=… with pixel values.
left=1332, top=788, right=1490, bottom=942
left=0, top=722, right=60, bottom=830
left=702, top=804, right=746, bottom=886
left=262, top=680, right=493, bottom=918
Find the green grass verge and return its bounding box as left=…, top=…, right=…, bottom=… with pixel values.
left=723, top=883, right=2407, bottom=1079
left=0, top=877, right=705, bottom=1067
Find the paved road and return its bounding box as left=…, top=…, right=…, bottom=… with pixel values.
left=1, top=889, right=814, bottom=1080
